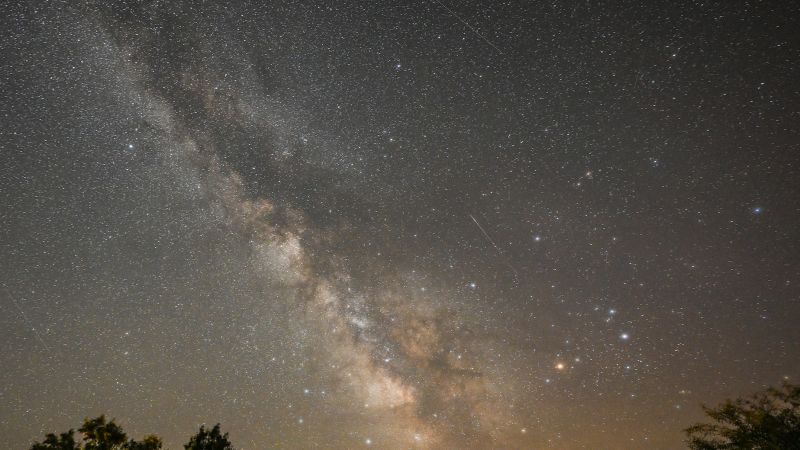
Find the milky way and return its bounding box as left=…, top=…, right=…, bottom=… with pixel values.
left=2, top=1, right=799, bottom=448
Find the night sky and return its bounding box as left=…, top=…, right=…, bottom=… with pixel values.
left=2, top=1, right=799, bottom=448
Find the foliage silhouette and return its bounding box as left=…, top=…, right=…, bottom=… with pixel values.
left=29, top=418, right=235, bottom=450
left=29, top=430, right=79, bottom=450
left=183, top=424, right=233, bottom=450
left=685, top=383, right=800, bottom=449
left=30, top=416, right=162, bottom=450
left=79, top=416, right=127, bottom=450
left=124, top=435, right=163, bottom=450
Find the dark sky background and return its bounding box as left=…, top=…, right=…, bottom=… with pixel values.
left=2, top=1, right=799, bottom=448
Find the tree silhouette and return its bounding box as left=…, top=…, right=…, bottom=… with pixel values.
left=685, top=383, right=800, bottom=449
left=79, top=416, right=127, bottom=450
left=30, top=416, right=162, bottom=450
left=124, top=435, right=163, bottom=450
left=30, top=430, right=79, bottom=450
left=183, top=424, right=233, bottom=450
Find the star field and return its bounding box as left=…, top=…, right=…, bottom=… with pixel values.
left=1, top=1, right=799, bottom=448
